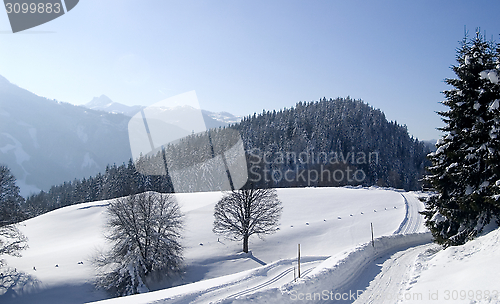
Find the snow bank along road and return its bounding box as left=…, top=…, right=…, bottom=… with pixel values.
left=90, top=190, right=429, bottom=304
left=348, top=192, right=432, bottom=304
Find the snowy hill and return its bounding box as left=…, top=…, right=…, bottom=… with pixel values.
left=2, top=186, right=427, bottom=304
left=2, top=187, right=499, bottom=304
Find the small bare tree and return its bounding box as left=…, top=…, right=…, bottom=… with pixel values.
left=213, top=188, right=282, bottom=253
left=94, top=192, right=183, bottom=296
left=0, top=225, right=28, bottom=268
left=0, top=165, right=28, bottom=270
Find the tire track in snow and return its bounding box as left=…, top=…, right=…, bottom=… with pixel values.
left=225, top=262, right=320, bottom=300
left=332, top=192, right=430, bottom=304
left=226, top=267, right=294, bottom=299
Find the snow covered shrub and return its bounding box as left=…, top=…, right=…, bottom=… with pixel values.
left=94, top=192, right=184, bottom=296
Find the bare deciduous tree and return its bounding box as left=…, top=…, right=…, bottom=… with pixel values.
left=0, top=225, right=28, bottom=269
left=94, top=192, right=183, bottom=296
left=0, top=165, right=25, bottom=226
left=213, top=188, right=282, bottom=253
left=0, top=165, right=28, bottom=271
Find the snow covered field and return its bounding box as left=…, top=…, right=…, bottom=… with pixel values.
left=1, top=187, right=499, bottom=304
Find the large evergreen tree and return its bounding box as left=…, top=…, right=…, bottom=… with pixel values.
left=422, top=30, right=500, bottom=246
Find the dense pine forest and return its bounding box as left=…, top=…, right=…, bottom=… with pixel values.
left=235, top=97, right=430, bottom=190
left=23, top=97, right=431, bottom=218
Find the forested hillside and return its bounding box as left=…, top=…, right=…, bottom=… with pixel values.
left=235, top=97, right=430, bottom=190
left=24, top=97, right=430, bottom=217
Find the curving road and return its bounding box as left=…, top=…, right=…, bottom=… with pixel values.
left=351, top=243, right=438, bottom=304
left=394, top=192, right=427, bottom=234
left=342, top=192, right=433, bottom=304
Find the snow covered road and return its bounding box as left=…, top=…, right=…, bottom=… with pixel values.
left=346, top=192, right=432, bottom=303
left=394, top=192, right=427, bottom=235
left=318, top=191, right=431, bottom=304
left=351, top=243, right=438, bottom=304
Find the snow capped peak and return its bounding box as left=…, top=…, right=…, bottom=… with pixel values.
left=83, top=95, right=242, bottom=126
left=86, top=94, right=114, bottom=108
left=84, top=95, right=144, bottom=117
left=202, top=109, right=243, bottom=125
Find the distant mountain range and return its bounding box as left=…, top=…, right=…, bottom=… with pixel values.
left=84, top=95, right=243, bottom=128
left=0, top=76, right=241, bottom=196
left=85, top=95, right=144, bottom=117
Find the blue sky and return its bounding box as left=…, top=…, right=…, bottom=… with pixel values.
left=1, top=0, right=499, bottom=140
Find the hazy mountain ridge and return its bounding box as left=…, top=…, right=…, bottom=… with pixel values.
left=84, top=95, right=243, bottom=128
left=0, top=75, right=132, bottom=196
left=86, top=95, right=144, bottom=117
left=0, top=76, right=242, bottom=196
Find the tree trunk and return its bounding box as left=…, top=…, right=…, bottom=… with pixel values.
left=243, top=234, right=249, bottom=253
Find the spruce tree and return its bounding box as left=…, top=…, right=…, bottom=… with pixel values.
left=422, top=30, right=500, bottom=246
